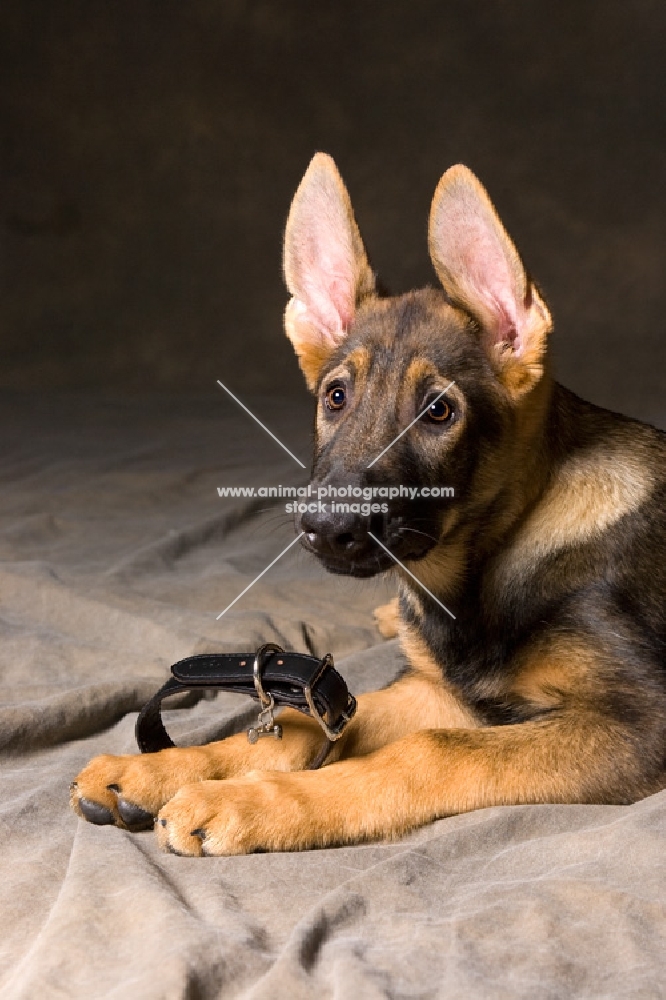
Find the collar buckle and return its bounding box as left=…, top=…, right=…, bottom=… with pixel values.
left=304, top=653, right=354, bottom=741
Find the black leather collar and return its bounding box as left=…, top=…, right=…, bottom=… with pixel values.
left=135, top=644, right=356, bottom=769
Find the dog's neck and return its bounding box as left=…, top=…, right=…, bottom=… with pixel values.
left=397, top=369, right=556, bottom=607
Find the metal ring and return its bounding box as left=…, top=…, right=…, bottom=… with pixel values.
left=252, top=642, right=284, bottom=708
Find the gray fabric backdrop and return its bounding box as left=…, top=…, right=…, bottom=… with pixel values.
left=2, top=0, right=665, bottom=426
left=1, top=396, right=664, bottom=998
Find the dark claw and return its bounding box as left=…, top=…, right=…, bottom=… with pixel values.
left=117, top=799, right=155, bottom=831
left=159, top=818, right=167, bottom=828
left=78, top=797, right=115, bottom=826
left=191, top=827, right=206, bottom=840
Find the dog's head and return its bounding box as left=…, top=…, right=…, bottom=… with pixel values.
left=283, top=154, right=553, bottom=579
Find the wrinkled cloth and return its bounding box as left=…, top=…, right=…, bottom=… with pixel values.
left=1, top=395, right=664, bottom=999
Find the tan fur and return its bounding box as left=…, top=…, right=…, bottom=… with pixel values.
left=400, top=526, right=468, bottom=599
left=402, top=356, right=440, bottom=391
left=71, top=715, right=327, bottom=824
left=373, top=596, right=400, bottom=638
left=153, top=710, right=644, bottom=856
left=495, top=443, right=653, bottom=583
left=283, top=298, right=334, bottom=390
left=509, top=635, right=599, bottom=710
left=398, top=626, right=480, bottom=727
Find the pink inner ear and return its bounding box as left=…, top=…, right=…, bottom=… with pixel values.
left=295, top=232, right=356, bottom=342
left=328, top=277, right=355, bottom=330
left=298, top=273, right=353, bottom=345
left=455, top=218, right=524, bottom=350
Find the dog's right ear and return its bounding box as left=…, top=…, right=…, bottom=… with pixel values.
left=283, top=153, right=375, bottom=390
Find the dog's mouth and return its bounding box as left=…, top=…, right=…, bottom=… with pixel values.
left=299, top=527, right=435, bottom=578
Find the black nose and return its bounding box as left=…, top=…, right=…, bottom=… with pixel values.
left=299, top=504, right=372, bottom=561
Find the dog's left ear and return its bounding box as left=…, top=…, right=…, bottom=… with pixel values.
left=283, top=153, right=376, bottom=390
left=428, top=165, right=552, bottom=397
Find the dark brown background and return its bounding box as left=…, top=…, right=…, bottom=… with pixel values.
left=2, top=1, right=665, bottom=424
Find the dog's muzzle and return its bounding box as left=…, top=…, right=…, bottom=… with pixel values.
left=297, top=501, right=434, bottom=577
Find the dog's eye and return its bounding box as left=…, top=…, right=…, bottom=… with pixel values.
left=425, top=397, right=453, bottom=424
left=325, top=385, right=347, bottom=411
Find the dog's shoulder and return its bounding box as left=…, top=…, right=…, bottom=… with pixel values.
left=497, top=385, right=666, bottom=580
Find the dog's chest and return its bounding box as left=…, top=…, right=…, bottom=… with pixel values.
left=401, top=567, right=560, bottom=722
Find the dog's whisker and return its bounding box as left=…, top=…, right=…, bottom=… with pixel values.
left=401, top=526, right=439, bottom=545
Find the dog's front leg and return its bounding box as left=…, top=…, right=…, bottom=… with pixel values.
left=156, top=711, right=650, bottom=855
left=71, top=712, right=330, bottom=829
left=71, top=671, right=474, bottom=829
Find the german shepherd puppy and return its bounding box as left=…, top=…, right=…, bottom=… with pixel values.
left=71, top=155, right=666, bottom=856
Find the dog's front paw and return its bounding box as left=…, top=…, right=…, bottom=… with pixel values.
left=156, top=772, right=311, bottom=856
left=71, top=747, right=215, bottom=831
left=71, top=754, right=152, bottom=830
